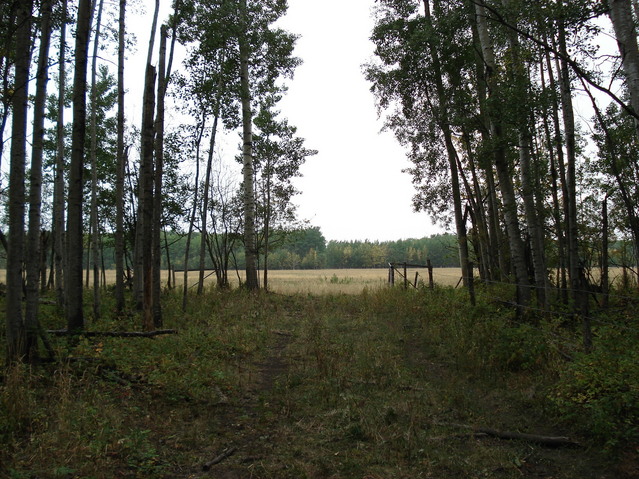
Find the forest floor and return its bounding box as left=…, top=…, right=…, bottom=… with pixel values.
left=1, top=288, right=637, bottom=478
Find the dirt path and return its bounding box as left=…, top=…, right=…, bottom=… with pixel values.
left=192, top=330, right=294, bottom=478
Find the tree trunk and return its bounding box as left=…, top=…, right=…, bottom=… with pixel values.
left=555, top=11, right=581, bottom=310
left=25, top=0, right=53, bottom=362
left=115, top=0, right=126, bottom=313
left=152, top=25, right=168, bottom=328
left=240, top=0, right=259, bottom=290
left=6, top=0, right=33, bottom=362
left=197, top=112, right=219, bottom=295
left=474, top=0, right=531, bottom=306
left=609, top=0, right=639, bottom=141
left=134, top=0, right=160, bottom=312
left=53, top=0, right=68, bottom=310
left=66, top=0, right=93, bottom=332
left=500, top=0, right=549, bottom=308
left=89, top=0, right=105, bottom=321
left=139, top=64, right=156, bottom=330
left=424, top=0, right=471, bottom=289
left=543, top=47, right=569, bottom=300
left=182, top=113, right=205, bottom=312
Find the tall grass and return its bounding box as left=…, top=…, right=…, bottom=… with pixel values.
left=0, top=283, right=634, bottom=477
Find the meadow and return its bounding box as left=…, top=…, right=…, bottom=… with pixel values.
left=0, top=270, right=637, bottom=478
left=0, top=267, right=464, bottom=294
left=178, top=267, right=464, bottom=294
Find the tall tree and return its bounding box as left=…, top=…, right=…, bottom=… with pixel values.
left=239, top=0, right=259, bottom=290
left=6, top=0, right=33, bottom=362
left=608, top=0, right=639, bottom=141
left=89, top=0, right=105, bottom=320
left=66, top=0, right=93, bottom=332
left=25, top=0, right=54, bottom=361
left=473, top=0, right=531, bottom=306
left=252, top=102, right=316, bottom=289
left=53, top=0, right=68, bottom=310
left=114, top=0, right=127, bottom=313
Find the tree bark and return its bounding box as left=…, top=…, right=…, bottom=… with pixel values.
left=424, top=0, right=471, bottom=289
left=500, top=0, right=549, bottom=309
left=473, top=0, right=531, bottom=306
left=609, top=0, right=639, bottom=141
left=152, top=25, right=168, bottom=328
left=89, top=0, right=105, bottom=321
left=139, top=64, right=156, bottom=330
left=240, top=0, right=259, bottom=290
left=25, top=0, right=53, bottom=362
left=115, top=0, right=127, bottom=313
left=182, top=113, right=205, bottom=311
left=6, top=0, right=33, bottom=362
left=66, top=0, right=93, bottom=332
left=555, top=10, right=581, bottom=310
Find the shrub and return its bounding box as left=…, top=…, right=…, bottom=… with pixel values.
left=552, top=327, right=639, bottom=450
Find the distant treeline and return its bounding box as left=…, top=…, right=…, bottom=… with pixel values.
left=92, top=228, right=462, bottom=271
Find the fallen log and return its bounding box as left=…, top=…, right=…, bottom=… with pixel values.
left=202, top=447, right=237, bottom=471
left=47, top=329, right=178, bottom=338
left=433, top=422, right=579, bottom=447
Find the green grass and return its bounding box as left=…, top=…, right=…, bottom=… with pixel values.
left=0, top=285, right=636, bottom=478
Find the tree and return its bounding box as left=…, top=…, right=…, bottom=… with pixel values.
left=177, top=0, right=300, bottom=291
left=25, top=0, right=54, bottom=361
left=252, top=101, right=316, bottom=289
left=114, top=0, right=127, bottom=313
left=89, top=0, right=105, bottom=321
left=239, top=0, right=258, bottom=289
left=66, top=0, right=93, bottom=332
left=608, top=0, right=639, bottom=142
left=6, top=0, right=33, bottom=362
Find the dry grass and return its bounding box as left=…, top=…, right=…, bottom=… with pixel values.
left=0, top=267, right=464, bottom=295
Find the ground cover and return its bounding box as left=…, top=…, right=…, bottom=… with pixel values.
left=1, top=285, right=636, bottom=478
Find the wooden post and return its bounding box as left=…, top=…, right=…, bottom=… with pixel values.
left=403, top=262, right=408, bottom=290
left=414, top=271, right=419, bottom=288
left=601, top=196, right=609, bottom=308
left=468, top=261, right=476, bottom=306
left=390, top=264, right=395, bottom=286
left=578, top=265, right=592, bottom=353
left=427, top=259, right=434, bottom=289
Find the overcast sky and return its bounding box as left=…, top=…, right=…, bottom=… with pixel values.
left=276, top=0, right=442, bottom=242
left=129, top=0, right=444, bottom=242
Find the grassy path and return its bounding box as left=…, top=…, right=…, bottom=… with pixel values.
left=1, top=289, right=629, bottom=478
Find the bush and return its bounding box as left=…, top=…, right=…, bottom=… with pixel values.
left=490, top=323, right=549, bottom=372
left=552, top=327, right=639, bottom=450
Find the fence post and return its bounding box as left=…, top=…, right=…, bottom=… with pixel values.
left=427, top=259, right=434, bottom=290
left=578, top=265, right=592, bottom=353
left=403, top=262, right=408, bottom=290
left=468, top=261, right=476, bottom=306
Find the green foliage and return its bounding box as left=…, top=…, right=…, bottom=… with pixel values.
left=491, top=323, right=549, bottom=372
left=1, top=285, right=633, bottom=476
left=552, top=327, right=639, bottom=450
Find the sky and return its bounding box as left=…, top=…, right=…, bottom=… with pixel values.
left=276, top=1, right=442, bottom=242
left=128, top=0, right=444, bottom=242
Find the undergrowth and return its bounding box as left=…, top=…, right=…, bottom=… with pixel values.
left=0, top=284, right=636, bottom=478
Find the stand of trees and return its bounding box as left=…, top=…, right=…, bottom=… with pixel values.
left=366, top=0, right=639, bottom=321
left=1, top=0, right=314, bottom=362
left=2, top=0, right=639, bottom=362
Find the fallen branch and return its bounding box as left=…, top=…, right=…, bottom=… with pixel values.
left=47, top=329, right=178, bottom=338
left=432, top=422, right=579, bottom=447
left=475, top=428, right=579, bottom=447
left=202, top=447, right=237, bottom=471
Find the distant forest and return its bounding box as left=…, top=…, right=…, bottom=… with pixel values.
left=94, top=228, right=463, bottom=271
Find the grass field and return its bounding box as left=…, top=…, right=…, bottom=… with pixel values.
left=2, top=285, right=633, bottom=478
left=0, top=267, right=465, bottom=294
